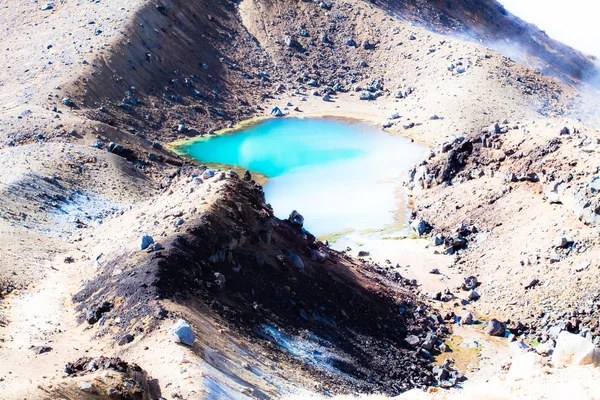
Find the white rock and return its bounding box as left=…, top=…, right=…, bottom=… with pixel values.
left=168, top=319, right=196, bottom=346
left=552, top=331, right=600, bottom=367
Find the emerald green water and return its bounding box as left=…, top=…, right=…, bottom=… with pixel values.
left=179, top=118, right=427, bottom=235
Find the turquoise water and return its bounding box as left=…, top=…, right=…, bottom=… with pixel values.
left=180, top=118, right=427, bottom=235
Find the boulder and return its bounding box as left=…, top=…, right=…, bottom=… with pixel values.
left=524, top=277, right=539, bottom=290
left=468, top=289, right=480, bottom=301
left=310, top=249, right=328, bottom=262
left=118, top=334, right=134, bottom=346
left=552, top=331, right=600, bottom=367
left=202, top=169, right=215, bottom=179
left=271, top=106, right=284, bottom=117
left=140, top=235, right=154, bottom=250
left=214, top=272, right=226, bottom=287
left=288, top=210, right=304, bottom=228
left=382, top=120, right=392, bottom=128
left=421, top=333, right=437, bottom=351
left=360, top=91, right=377, bottom=101
left=405, top=335, right=420, bottom=347
left=462, top=312, right=473, bottom=325
left=168, top=319, right=196, bottom=346
left=410, top=219, right=430, bottom=236
left=486, top=319, right=506, bottom=337
left=288, top=252, right=305, bottom=270
left=284, top=36, right=297, bottom=47
left=554, top=236, right=569, bottom=248
left=463, top=275, right=478, bottom=290
left=362, top=40, right=374, bottom=49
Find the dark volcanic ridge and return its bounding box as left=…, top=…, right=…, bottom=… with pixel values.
left=72, top=169, right=455, bottom=395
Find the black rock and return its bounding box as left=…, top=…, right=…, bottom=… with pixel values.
left=118, top=334, right=134, bottom=346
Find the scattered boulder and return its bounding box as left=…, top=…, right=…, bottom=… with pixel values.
left=288, top=210, right=304, bottom=228
left=467, top=289, right=480, bottom=301
left=271, top=107, right=284, bottom=117
left=31, top=345, right=53, bottom=354
left=410, top=219, right=431, bottom=236
left=214, top=272, right=226, bottom=287
left=168, top=319, right=196, bottom=346
left=358, top=251, right=370, bottom=257
left=202, top=169, right=215, bottom=179
left=118, top=334, right=134, bottom=346
left=552, top=331, right=600, bottom=367
left=486, top=319, right=506, bottom=337
left=524, top=277, right=539, bottom=290
left=462, top=276, right=479, bottom=291
left=140, top=235, right=154, bottom=250
left=421, top=333, right=437, bottom=351
left=462, top=312, right=473, bottom=325
left=284, top=36, right=298, bottom=48
left=554, top=236, right=568, bottom=248
left=359, top=91, right=374, bottom=100
left=243, top=170, right=252, bottom=181
left=288, top=252, right=305, bottom=270
left=86, top=301, right=112, bottom=325
left=405, top=335, right=420, bottom=347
